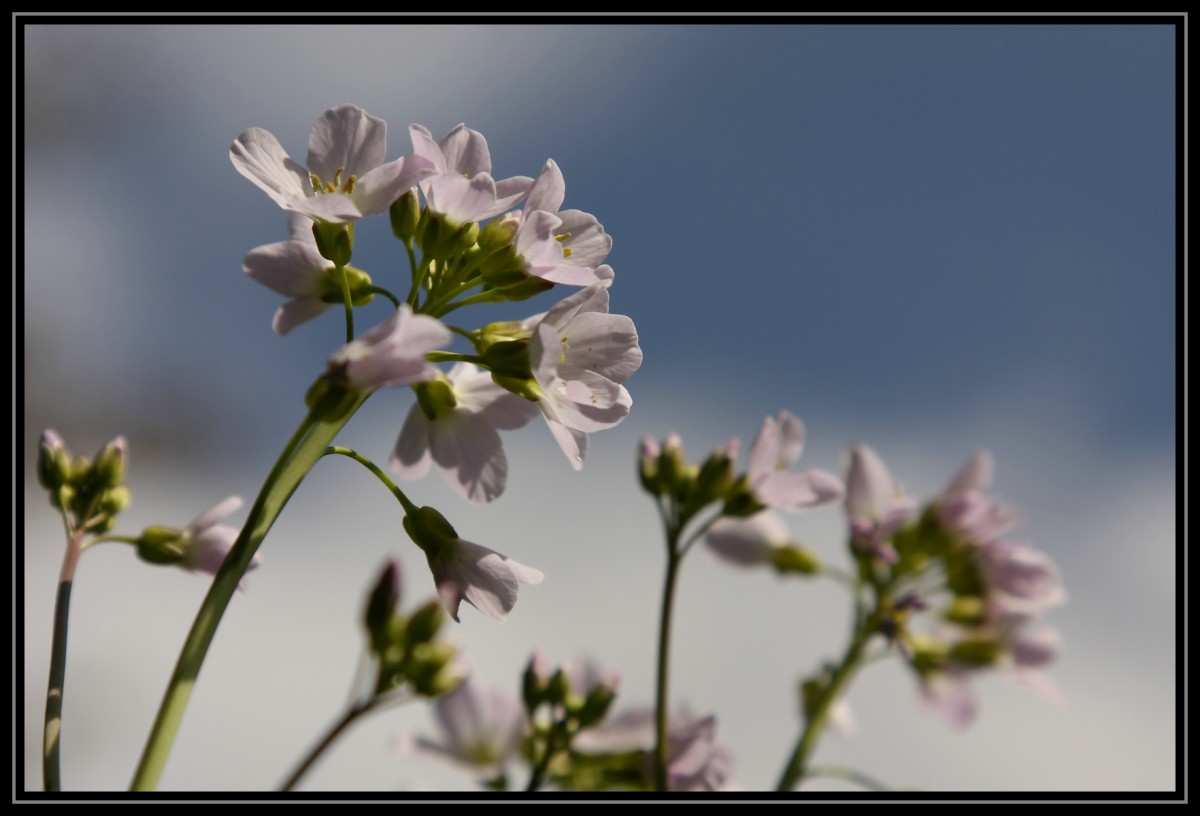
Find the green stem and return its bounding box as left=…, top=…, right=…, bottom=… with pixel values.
left=338, top=263, right=354, bottom=342
left=130, top=393, right=367, bottom=791
left=323, top=446, right=418, bottom=514
left=776, top=612, right=872, bottom=791
left=653, top=520, right=683, bottom=792
left=803, top=764, right=890, bottom=792
left=43, top=526, right=84, bottom=791
left=425, top=351, right=487, bottom=366
left=431, top=288, right=494, bottom=318
left=403, top=239, right=419, bottom=305
left=366, top=285, right=402, bottom=310
left=526, top=722, right=565, bottom=792
left=280, top=700, right=372, bottom=792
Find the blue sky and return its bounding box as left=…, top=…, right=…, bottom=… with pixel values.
left=22, top=22, right=1177, bottom=792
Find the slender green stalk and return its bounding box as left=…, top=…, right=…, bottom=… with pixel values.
left=338, top=263, right=354, bottom=342
left=366, top=285, right=402, bottom=310
left=43, top=526, right=84, bottom=791
left=653, top=519, right=682, bottom=792
left=131, top=395, right=366, bottom=791
left=525, top=723, right=563, bottom=793
left=280, top=700, right=372, bottom=792
left=403, top=239, right=419, bottom=305
left=803, top=764, right=890, bottom=792
left=776, top=620, right=871, bottom=791
left=323, top=446, right=418, bottom=514
left=425, top=351, right=487, bottom=366
left=431, top=289, right=495, bottom=318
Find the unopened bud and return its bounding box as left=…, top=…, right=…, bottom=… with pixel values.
left=404, top=600, right=445, bottom=645
left=498, top=276, right=555, bottom=302
left=769, top=544, right=820, bottom=575
left=522, top=651, right=549, bottom=711
left=94, top=436, right=128, bottom=489
left=389, top=189, right=421, bottom=241
left=693, top=442, right=737, bottom=506
left=98, top=485, right=132, bottom=516
left=482, top=340, right=533, bottom=380
left=312, top=221, right=354, bottom=266
left=948, top=637, right=1003, bottom=667
left=37, top=430, right=72, bottom=490
left=638, top=437, right=663, bottom=495
left=365, top=560, right=402, bottom=649
left=576, top=680, right=618, bottom=728
left=943, top=595, right=986, bottom=626
left=547, top=667, right=571, bottom=706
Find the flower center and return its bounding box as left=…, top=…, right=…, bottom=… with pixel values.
left=555, top=231, right=573, bottom=258
left=309, top=166, right=357, bottom=196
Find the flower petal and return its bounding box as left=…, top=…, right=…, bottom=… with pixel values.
left=525, top=159, right=565, bottom=215
left=429, top=411, right=508, bottom=506
left=557, top=312, right=643, bottom=384
left=746, top=415, right=782, bottom=484
left=544, top=415, right=587, bottom=470
left=350, top=154, right=436, bottom=217
left=945, top=449, right=994, bottom=496
left=705, top=512, right=787, bottom=566
left=273, top=298, right=331, bottom=336
left=230, top=127, right=311, bottom=209
left=557, top=209, right=612, bottom=268
left=438, top=123, right=491, bottom=177
left=306, top=104, right=387, bottom=182
left=844, top=444, right=894, bottom=522
left=409, top=124, right=448, bottom=174
left=391, top=405, right=434, bottom=480
left=188, top=496, right=244, bottom=535
left=243, top=240, right=328, bottom=297
left=540, top=284, right=610, bottom=331
left=426, top=172, right=498, bottom=224
left=775, top=411, right=805, bottom=467
left=756, top=468, right=844, bottom=512
left=491, top=175, right=535, bottom=216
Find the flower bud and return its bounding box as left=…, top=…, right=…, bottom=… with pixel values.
left=365, top=560, right=402, bottom=650
left=547, top=667, right=571, bottom=707
left=522, top=651, right=550, bottom=711
left=417, top=210, right=476, bottom=260
left=408, top=642, right=459, bottom=696
left=943, top=596, right=986, bottom=626
left=693, top=441, right=738, bottom=507
left=658, top=434, right=688, bottom=497
left=404, top=600, right=445, bottom=646
left=402, top=506, right=460, bottom=558
left=638, top=437, right=663, bottom=495
left=136, top=526, right=187, bottom=565
left=389, top=189, right=421, bottom=241
left=67, top=456, right=93, bottom=489
left=93, top=436, right=128, bottom=489
left=312, top=221, right=354, bottom=266
left=482, top=340, right=533, bottom=380
left=495, top=276, right=554, bottom=302
left=576, top=680, right=618, bottom=728
left=98, top=485, right=132, bottom=516
left=769, top=544, right=820, bottom=575
left=478, top=211, right=520, bottom=251
left=37, top=430, right=72, bottom=490
left=948, top=637, right=1004, bottom=667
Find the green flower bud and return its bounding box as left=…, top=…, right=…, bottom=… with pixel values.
left=478, top=212, right=520, bottom=251
left=943, top=595, right=986, bottom=626
left=478, top=321, right=532, bottom=353
left=50, top=484, right=74, bottom=512
left=637, top=437, right=663, bottom=496
left=522, top=652, right=549, bottom=712
left=402, top=506, right=460, bottom=557
left=37, top=430, right=72, bottom=491
left=495, top=276, right=554, bottom=303
left=417, top=210, right=477, bottom=260
left=769, top=544, right=821, bottom=575
left=364, top=560, right=401, bottom=652
left=93, top=436, right=128, bottom=489
left=404, top=600, right=445, bottom=646
left=657, top=434, right=688, bottom=497
left=318, top=265, right=375, bottom=306
left=98, top=485, right=132, bottom=516
left=389, top=189, right=421, bottom=241
left=414, top=377, right=458, bottom=421
left=948, top=637, right=1003, bottom=667
left=136, top=526, right=186, bottom=565
left=483, top=340, right=533, bottom=380
left=491, top=374, right=542, bottom=403
left=91, top=516, right=117, bottom=534
left=547, top=667, right=571, bottom=707
left=576, top=682, right=618, bottom=729
left=408, top=642, right=459, bottom=696
left=312, top=221, right=354, bottom=266
left=693, top=446, right=737, bottom=507
left=67, top=456, right=93, bottom=489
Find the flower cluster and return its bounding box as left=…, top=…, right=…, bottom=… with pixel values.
left=232, top=105, right=642, bottom=621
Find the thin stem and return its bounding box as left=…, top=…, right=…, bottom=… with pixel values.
left=526, top=721, right=565, bottom=792
left=323, top=446, right=418, bottom=515
left=338, top=263, right=354, bottom=342
left=677, top=512, right=721, bottom=559
left=776, top=596, right=872, bottom=792
left=403, top=239, right=419, bottom=305
left=425, top=351, right=487, bottom=366
left=428, top=287, right=492, bottom=318
left=43, top=526, right=84, bottom=791
left=803, top=764, right=891, bottom=792
left=653, top=519, right=683, bottom=792
left=131, top=393, right=367, bottom=791
left=445, top=325, right=477, bottom=343
left=366, top=285, right=402, bottom=310
left=280, top=700, right=372, bottom=792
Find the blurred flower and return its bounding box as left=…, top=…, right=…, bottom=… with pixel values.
left=328, top=306, right=451, bottom=391
left=528, top=285, right=642, bottom=469
left=706, top=511, right=788, bottom=566
left=936, top=450, right=1022, bottom=545
left=746, top=412, right=844, bottom=512
left=979, top=539, right=1067, bottom=624
left=231, top=104, right=434, bottom=224
left=410, top=123, right=533, bottom=223
left=392, top=363, right=539, bottom=505
left=844, top=444, right=918, bottom=562
left=243, top=214, right=345, bottom=335
left=411, top=672, right=526, bottom=776
left=180, top=496, right=259, bottom=587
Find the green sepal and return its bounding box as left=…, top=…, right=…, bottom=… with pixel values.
left=389, top=190, right=420, bottom=241
left=312, top=221, right=354, bottom=266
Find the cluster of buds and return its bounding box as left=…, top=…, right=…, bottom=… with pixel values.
left=362, top=560, right=459, bottom=698
left=38, top=430, right=130, bottom=535
left=522, top=653, right=619, bottom=734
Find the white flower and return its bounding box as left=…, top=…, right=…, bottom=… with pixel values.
left=409, top=123, right=533, bottom=224
left=843, top=444, right=918, bottom=562
left=412, top=672, right=526, bottom=775
left=936, top=450, right=1022, bottom=545
left=528, top=285, right=642, bottom=469
left=180, top=497, right=260, bottom=587
left=705, top=511, right=790, bottom=566
left=391, top=363, right=539, bottom=505
left=231, top=104, right=434, bottom=224
left=243, top=214, right=343, bottom=335
left=508, top=159, right=613, bottom=286
left=328, top=306, right=451, bottom=391
left=745, top=412, right=845, bottom=512
left=427, top=537, right=544, bottom=623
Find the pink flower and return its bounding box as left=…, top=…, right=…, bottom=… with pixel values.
left=412, top=672, right=525, bottom=775
left=180, top=497, right=260, bottom=588
left=745, top=412, right=844, bottom=512
left=231, top=104, right=434, bottom=224
left=936, top=450, right=1022, bottom=545
left=328, top=306, right=451, bottom=391
left=409, top=123, right=533, bottom=224
left=843, top=444, right=918, bottom=563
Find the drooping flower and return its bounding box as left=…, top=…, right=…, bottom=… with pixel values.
left=411, top=671, right=526, bottom=775
left=138, top=496, right=259, bottom=588
left=231, top=104, right=435, bottom=224
left=243, top=214, right=379, bottom=335
left=409, top=123, right=533, bottom=224
left=391, top=363, right=539, bottom=505
left=704, top=511, right=820, bottom=576
left=843, top=444, right=918, bottom=562
left=744, top=412, right=844, bottom=512
left=527, top=284, right=642, bottom=469
left=403, top=506, right=543, bottom=623
left=327, top=306, right=451, bottom=391
left=978, top=539, right=1067, bottom=624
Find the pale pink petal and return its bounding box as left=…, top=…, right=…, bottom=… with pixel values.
left=945, top=449, right=994, bottom=496
left=273, top=298, right=331, bottom=336
left=230, top=128, right=310, bottom=208
left=1011, top=628, right=1062, bottom=669
left=243, top=240, right=328, bottom=297
left=553, top=312, right=644, bottom=384
left=438, top=123, right=492, bottom=177
left=287, top=212, right=316, bottom=243
left=776, top=411, right=806, bottom=467
left=757, top=469, right=844, bottom=512
left=490, top=175, right=535, bottom=216
left=350, top=155, right=435, bottom=216
left=409, top=124, right=448, bottom=174
left=525, top=159, right=566, bottom=214
left=594, top=264, right=615, bottom=287
left=705, top=513, right=787, bottom=566
left=306, top=104, right=387, bottom=182
left=187, top=496, right=244, bottom=535
left=459, top=547, right=521, bottom=622
left=557, top=209, right=612, bottom=268
left=540, top=284, right=609, bottom=331
left=545, top=416, right=587, bottom=470
left=287, top=192, right=363, bottom=224
left=426, top=172, right=498, bottom=224
left=844, top=444, right=894, bottom=522
left=429, top=411, right=507, bottom=506
left=391, top=406, right=433, bottom=480
left=919, top=674, right=978, bottom=729
left=746, top=415, right=782, bottom=484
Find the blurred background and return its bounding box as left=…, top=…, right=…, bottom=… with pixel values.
left=21, top=23, right=1177, bottom=793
